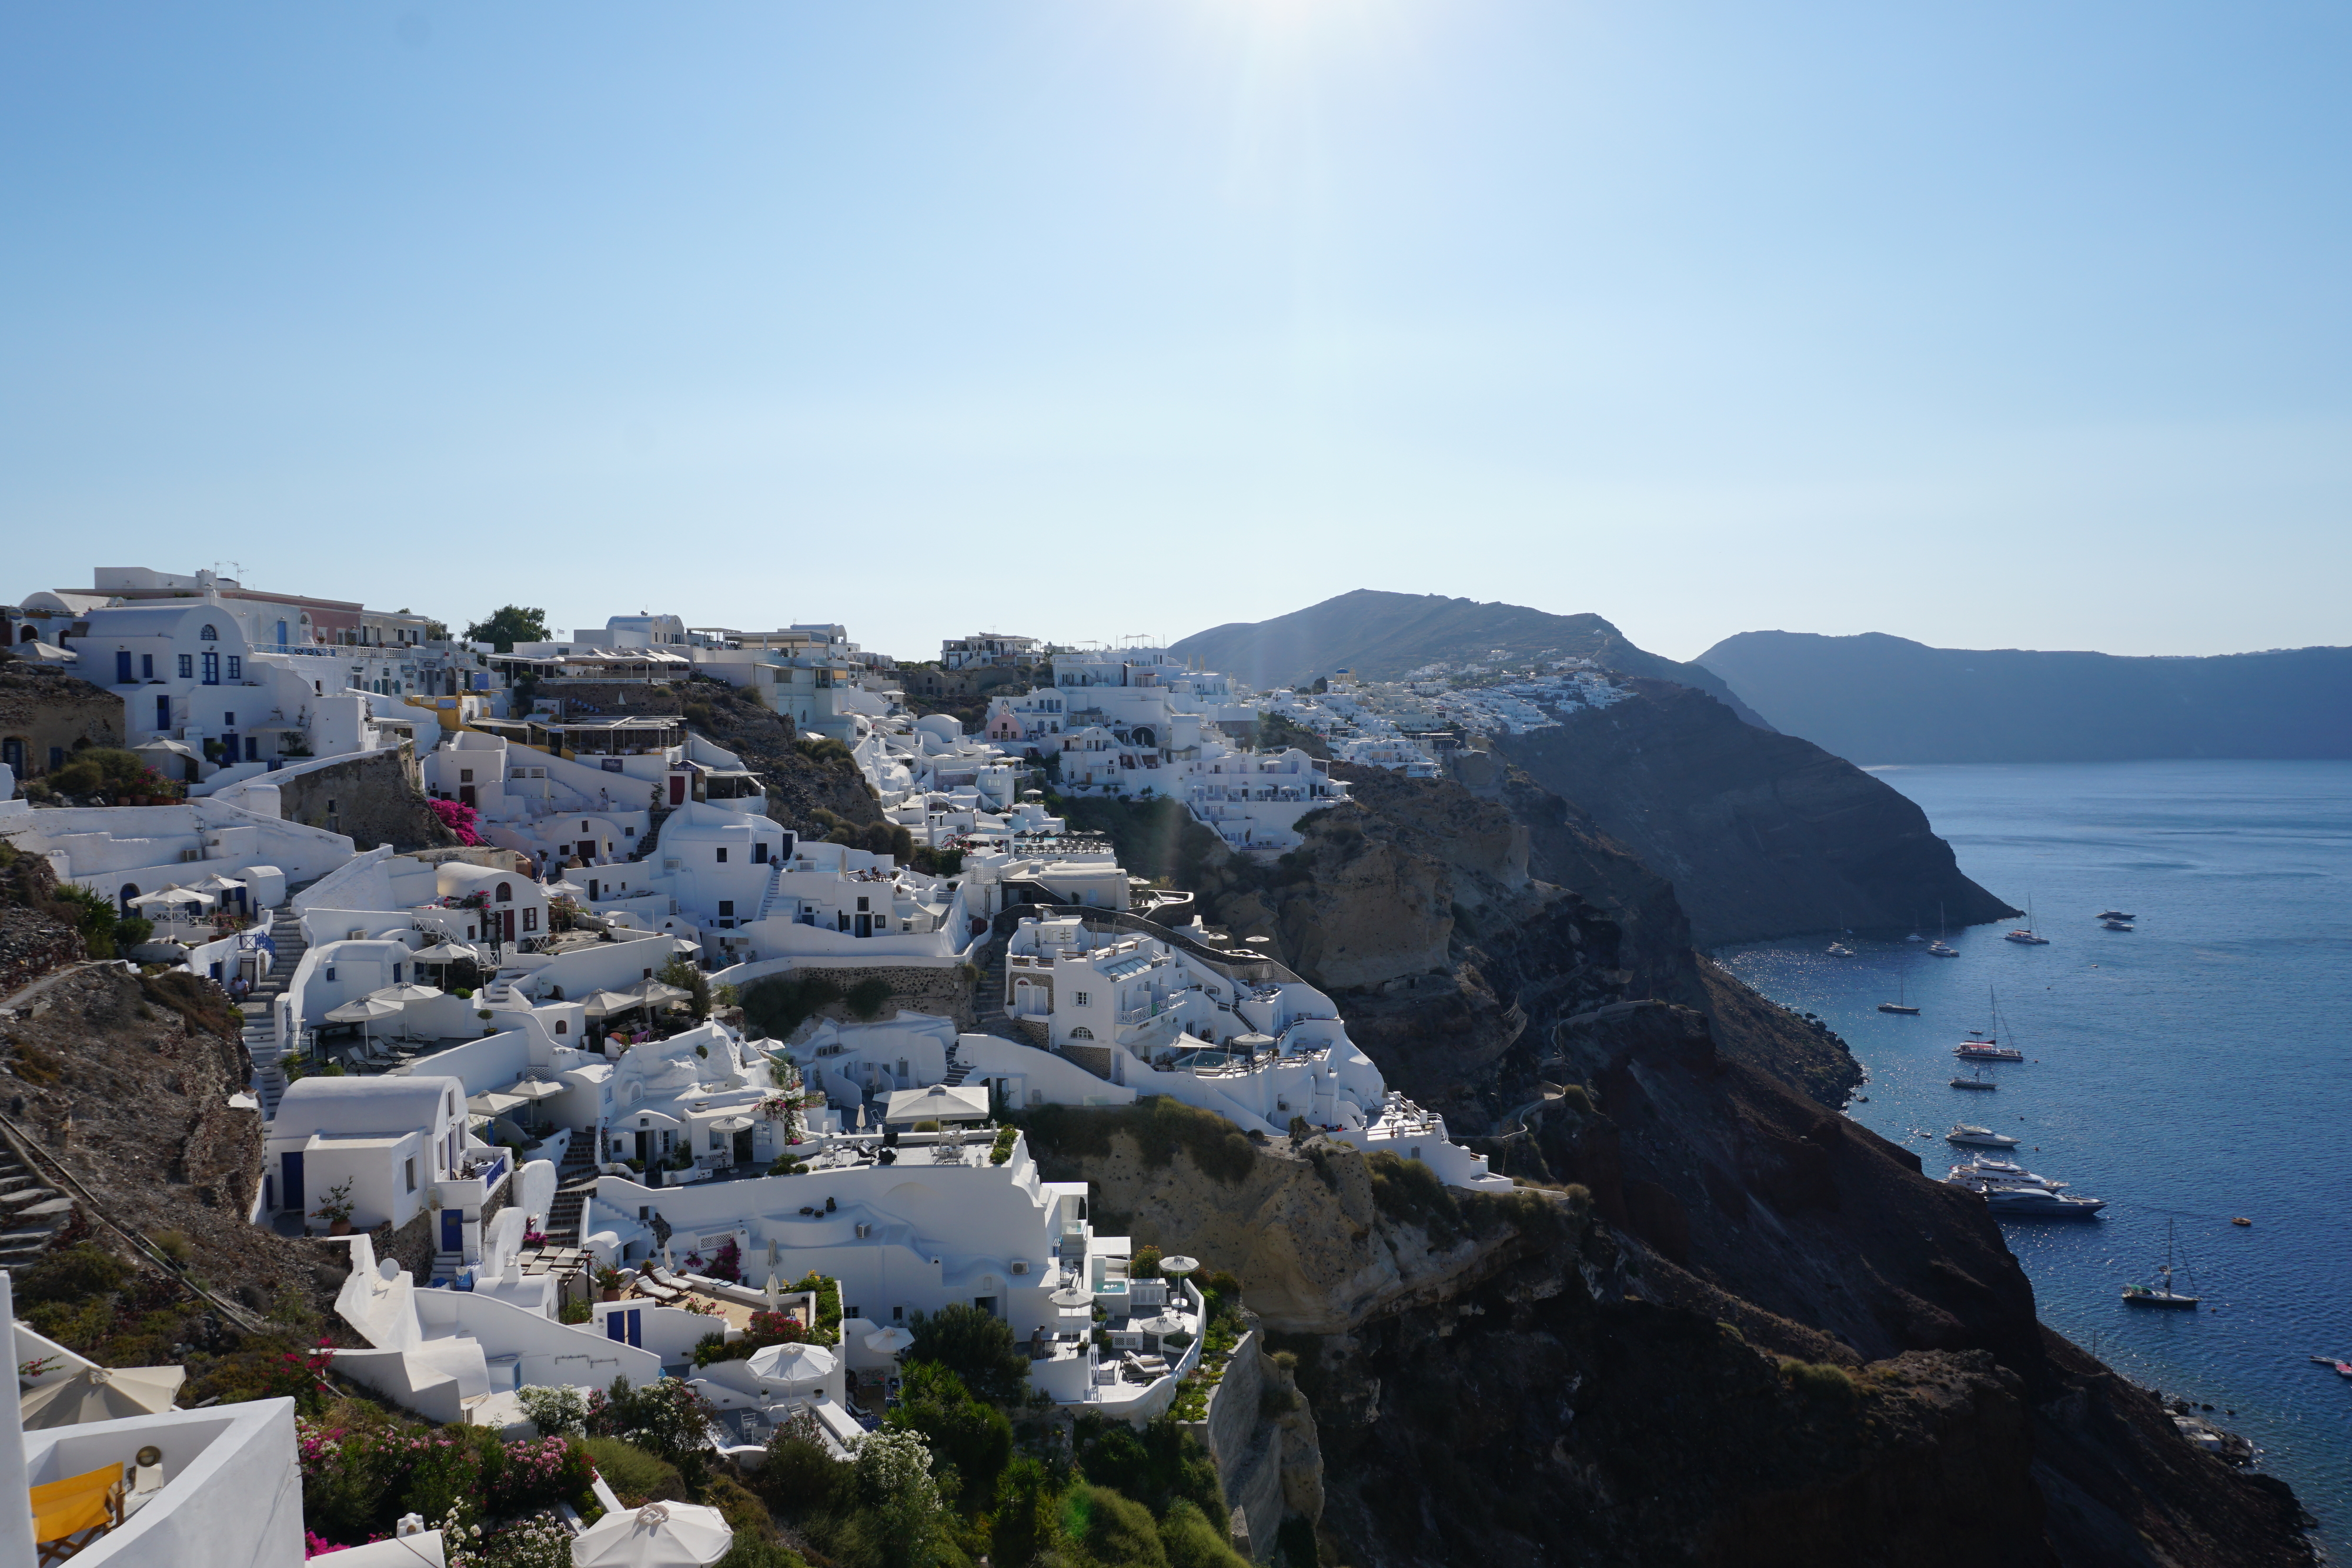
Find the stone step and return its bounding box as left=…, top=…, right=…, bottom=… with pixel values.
left=9, top=1198, right=73, bottom=1219
left=0, top=1188, right=58, bottom=1208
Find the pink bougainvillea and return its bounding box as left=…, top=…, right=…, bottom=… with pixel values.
left=428, top=797, right=483, bottom=846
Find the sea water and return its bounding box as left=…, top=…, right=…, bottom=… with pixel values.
left=1716, top=760, right=2352, bottom=1553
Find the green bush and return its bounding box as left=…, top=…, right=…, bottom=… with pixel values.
left=751, top=1412, right=848, bottom=1518
left=1071, top=1416, right=1225, bottom=1527
left=888, top=1361, right=1013, bottom=1508
left=905, top=1302, right=1031, bottom=1406
left=1065, top=1484, right=1167, bottom=1568
left=1780, top=1359, right=1860, bottom=1405
left=1017, top=1099, right=1257, bottom=1185
left=14, top=1243, right=131, bottom=1305
left=1162, top=1499, right=1254, bottom=1568
left=1364, top=1151, right=1460, bottom=1237
left=741, top=974, right=844, bottom=1038
left=580, top=1436, right=686, bottom=1506
left=845, top=976, right=892, bottom=1019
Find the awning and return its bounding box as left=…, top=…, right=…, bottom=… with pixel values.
left=468, top=1089, right=532, bottom=1117
left=499, top=1078, right=566, bottom=1102
left=583, top=989, right=647, bottom=1018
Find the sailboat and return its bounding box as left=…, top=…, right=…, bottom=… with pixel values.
left=1956, top=986, right=2024, bottom=1060
left=1927, top=901, right=1959, bottom=958
left=1905, top=910, right=1925, bottom=944
left=1949, top=1065, right=1998, bottom=1091
left=2122, top=1222, right=2201, bottom=1309
left=1878, top=970, right=1920, bottom=1015
left=2004, top=896, right=2051, bottom=945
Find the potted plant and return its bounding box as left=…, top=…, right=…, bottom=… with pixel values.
left=594, top=1264, right=626, bottom=1303
left=310, top=1180, right=358, bottom=1237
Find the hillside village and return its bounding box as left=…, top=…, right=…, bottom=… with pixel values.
left=0, top=566, right=1548, bottom=1568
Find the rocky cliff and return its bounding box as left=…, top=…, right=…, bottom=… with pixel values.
left=1082, top=758, right=2311, bottom=1564
left=1498, top=680, right=2016, bottom=944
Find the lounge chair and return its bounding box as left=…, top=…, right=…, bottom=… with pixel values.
left=32, top=1463, right=125, bottom=1562
left=633, top=1266, right=689, bottom=1304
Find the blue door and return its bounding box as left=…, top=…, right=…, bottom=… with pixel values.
left=604, top=1309, right=642, bottom=1348
left=115, top=651, right=133, bottom=684
left=440, top=1208, right=463, bottom=1252
left=281, top=1152, right=303, bottom=1213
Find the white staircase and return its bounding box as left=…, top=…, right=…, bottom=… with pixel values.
left=753, top=864, right=783, bottom=924
left=241, top=910, right=310, bottom=1121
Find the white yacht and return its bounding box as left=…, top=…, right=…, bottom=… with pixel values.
left=1826, top=942, right=1855, bottom=957
left=1927, top=940, right=1959, bottom=957
left=1947, top=1158, right=2067, bottom=1191
left=1956, top=1036, right=2024, bottom=1062
left=1946, top=1124, right=2020, bottom=1148
left=2003, top=927, right=2050, bottom=945
left=1983, top=1186, right=2105, bottom=1219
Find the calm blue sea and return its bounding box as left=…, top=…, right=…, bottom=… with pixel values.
left=1716, top=761, right=2352, bottom=1554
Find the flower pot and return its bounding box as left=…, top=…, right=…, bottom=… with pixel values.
left=329, top=1219, right=353, bottom=1236
left=600, top=1287, right=622, bottom=1302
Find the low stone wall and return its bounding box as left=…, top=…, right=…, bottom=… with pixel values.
left=1061, top=1043, right=1115, bottom=1081
left=0, top=667, right=123, bottom=780
left=742, top=963, right=977, bottom=1031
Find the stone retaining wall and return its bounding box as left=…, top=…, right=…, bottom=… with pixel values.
left=278, top=744, right=456, bottom=854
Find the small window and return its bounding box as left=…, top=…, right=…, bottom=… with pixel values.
left=718, top=901, right=734, bottom=917
left=178, top=654, right=193, bottom=678
left=141, top=653, right=153, bottom=680
left=716, top=847, right=727, bottom=864
left=710, top=1129, right=726, bottom=1150
left=495, top=882, right=512, bottom=902
left=405, top=1158, right=417, bottom=1192
left=226, top=656, right=241, bottom=680
left=856, top=896, right=869, bottom=912
left=553, top=1019, right=566, bottom=1034
left=460, top=768, right=473, bottom=784
left=325, top=966, right=336, bottom=981
left=1074, top=991, right=1090, bottom=1007
left=200, top=623, right=219, bottom=641
left=522, top=908, right=538, bottom=931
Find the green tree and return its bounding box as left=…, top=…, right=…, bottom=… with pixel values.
left=659, top=957, right=713, bottom=1022
left=464, top=605, right=550, bottom=653
left=1161, top=1500, right=1254, bottom=1568
left=1066, top=1485, right=1166, bottom=1568
left=904, top=1303, right=1031, bottom=1406
left=847, top=1428, right=944, bottom=1568
left=986, top=1456, right=1064, bottom=1568
left=886, top=1362, right=1011, bottom=1508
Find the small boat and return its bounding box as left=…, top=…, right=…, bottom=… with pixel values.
left=2102, top=918, right=2133, bottom=931
left=2308, top=1356, right=2352, bottom=1379
left=2231, top=1216, right=2251, bottom=1227
left=1927, top=941, right=1959, bottom=957
left=1957, top=994, right=2025, bottom=1060
left=1826, top=942, right=1855, bottom=957
left=1879, top=973, right=1920, bottom=1014
left=2097, top=909, right=2137, bottom=922
left=1950, top=1074, right=1998, bottom=1091
left=1947, top=1124, right=2019, bottom=1147
left=2123, top=1222, right=2200, bottom=1309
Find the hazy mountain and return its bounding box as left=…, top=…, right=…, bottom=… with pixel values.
left=1698, top=631, right=2352, bottom=764
left=1170, top=590, right=1775, bottom=728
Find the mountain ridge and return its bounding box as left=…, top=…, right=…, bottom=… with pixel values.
left=1698, top=630, right=2352, bottom=764
left=1171, top=590, right=1775, bottom=728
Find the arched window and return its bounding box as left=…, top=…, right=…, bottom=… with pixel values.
left=119, top=883, right=141, bottom=917
left=554, top=1020, right=568, bottom=1035
left=495, top=882, right=512, bottom=902
left=1068, top=1027, right=1095, bottom=1041
left=200, top=624, right=219, bottom=641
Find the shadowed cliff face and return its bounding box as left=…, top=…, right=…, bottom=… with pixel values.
left=1499, top=680, right=2017, bottom=944
left=1106, top=762, right=2311, bottom=1566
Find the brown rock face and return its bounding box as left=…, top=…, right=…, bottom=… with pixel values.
left=1499, top=680, right=2016, bottom=944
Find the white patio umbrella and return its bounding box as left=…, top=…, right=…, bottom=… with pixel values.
left=370, top=982, right=444, bottom=1005
left=410, top=940, right=478, bottom=964
left=571, top=1501, right=733, bottom=1568
left=582, top=989, right=644, bottom=1019
left=544, top=878, right=588, bottom=898
left=1049, top=1287, right=1094, bottom=1316
left=746, top=1342, right=838, bottom=1386
left=1158, top=1255, right=1200, bottom=1278
left=19, top=1365, right=187, bottom=1430
left=863, top=1326, right=916, bottom=1356
left=325, top=994, right=401, bottom=1052
left=128, top=887, right=213, bottom=911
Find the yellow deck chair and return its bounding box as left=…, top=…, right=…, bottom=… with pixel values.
left=31, top=1463, right=125, bottom=1563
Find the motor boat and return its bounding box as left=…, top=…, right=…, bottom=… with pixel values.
left=2102, top=918, right=2134, bottom=931
left=1927, top=941, right=1959, bottom=957
left=2097, top=910, right=2137, bottom=922
left=1946, top=1124, right=2019, bottom=1148
left=1950, top=1075, right=1998, bottom=1090
left=1826, top=942, right=1855, bottom=957
left=1983, top=1186, right=2105, bottom=1219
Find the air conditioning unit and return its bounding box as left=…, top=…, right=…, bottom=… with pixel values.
left=348, top=929, right=367, bottom=942
left=855, top=1223, right=873, bottom=1239
left=179, top=849, right=202, bottom=863
left=1010, top=1261, right=1029, bottom=1276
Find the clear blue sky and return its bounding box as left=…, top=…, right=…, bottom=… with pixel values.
left=5, top=2, right=2347, bottom=662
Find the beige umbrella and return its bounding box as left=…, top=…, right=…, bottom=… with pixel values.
left=410, top=940, right=479, bottom=964
left=21, top=1365, right=186, bottom=1430
left=571, top=1501, right=733, bottom=1567
left=863, top=1326, right=915, bottom=1356
left=628, top=979, right=693, bottom=1008
left=582, top=989, right=644, bottom=1019
left=370, top=982, right=444, bottom=1005
left=128, top=887, right=213, bottom=910
left=746, top=1342, right=837, bottom=1386
left=326, top=994, right=401, bottom=1054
